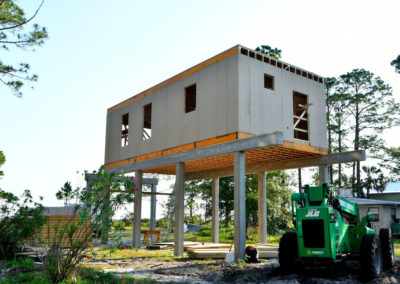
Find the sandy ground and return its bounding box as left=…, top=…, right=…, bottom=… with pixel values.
left=85, top=257, right=400, bottom=283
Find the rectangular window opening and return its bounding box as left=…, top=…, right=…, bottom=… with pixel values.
left=264, top=74, right=274, bottom=90
left=185, top=84, right=196, bottom=113
left=308, top=73, right=313, bottom=79
left=277, top=62, right=282, bottom=68
left=293, top=91, right=309, bottom=141
left=121, top=113, right=129, bottom=147
left=290, top=67, right=295, bottom=73
left=256, top=54, right=263, bottom=61
left=302, top=71, right=307, bottom=78
left=264, top=57, right=270, bottom=64
left=368, top=207, right=379, bottom=222
left=270, top=59, right=276, bottom=66
left=296, top=69, right=302, bottom=75
left=249, top=51, right=255, bottom=58
left=143, top=103, right=152, bottom=141
left=240, top=48, right=248, bottom=56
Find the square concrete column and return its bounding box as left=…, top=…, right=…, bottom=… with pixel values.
left=150, top=184, right=157, bottom=244
left=319, top=165, right=329, bottom=185
left=257, top=172, right=267, bottom=244
left=133, top=170, right=142, bottom=248
left=234, top=151, right=246, bottom=262
left=212, top=178, right=220, bottom=243
left=174, top=162, right=185, bottom=256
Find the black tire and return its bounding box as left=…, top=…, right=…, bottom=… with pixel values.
left=379, top=228, right=394, bottom=269
left=279, top=232, right=298, bottom=274
left=360, top=234, right=382, bottom=281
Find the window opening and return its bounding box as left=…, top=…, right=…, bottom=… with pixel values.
left=293, top=91, right=311, bottom=141
left=391, top=208, right=397, bottom=221
left=143, top=103, right=152, bottom=140
left=185, top=84, right=196, bottom=113
left=264, top=74, right=274, bottom=90
left=368, top=207, right=379, bottom=222
left=121, top=113, right=129, bottom=147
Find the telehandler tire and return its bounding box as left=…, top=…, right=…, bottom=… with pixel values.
left=360, top=234, right=382, bottom=281
left=379, top=228, right=394, bottom=269
left=279, top=232, right=298, bottom=274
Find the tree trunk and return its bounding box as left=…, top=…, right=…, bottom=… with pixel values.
left=355, top=102, right=361, bottom=197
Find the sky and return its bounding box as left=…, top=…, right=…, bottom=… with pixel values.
left=1, top=0, right=399, bottom=219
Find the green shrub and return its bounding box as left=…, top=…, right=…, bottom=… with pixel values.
left=0, top=189, right=46, bottom=259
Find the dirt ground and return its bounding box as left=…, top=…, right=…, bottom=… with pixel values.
left=86, top=257, right=400, bottom=283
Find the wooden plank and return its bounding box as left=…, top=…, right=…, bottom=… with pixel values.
left=237, top=132, right=254, bottom=139
left=196, top=133, right=237, bottom=148
left=283, top=141, right=327, bottom=154
left=163, top=143, right=195, bottom=156
left=135, top=151, right=163, bottom=162
left=107, top=45, right=239, bottom=114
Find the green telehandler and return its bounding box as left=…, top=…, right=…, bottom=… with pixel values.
left=279, top=183, right=395, bottom=281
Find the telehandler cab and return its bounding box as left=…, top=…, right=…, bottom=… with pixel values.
left=279, top=183, right=394, bottom=281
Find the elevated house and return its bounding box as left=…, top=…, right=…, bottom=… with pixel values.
left=101, top=45, right=358, bottom=260
left=104, top=45, right=327, bottom=174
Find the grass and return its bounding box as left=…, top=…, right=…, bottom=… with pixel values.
left=91, top=248, right=181, bottom=261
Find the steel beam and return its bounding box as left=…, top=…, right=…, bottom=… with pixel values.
left=132, top=170, right=142, bottom=248
left=234, top=151, right=246, bottom=262
left=85, top=173, right=158, bottom=185
left=174, top=162, right=185, bottom=256
left=106, top=132, right=283, bottom=173
left=258, top=172, right=267, bottom=244
left=185, top=150, right=366, bottom=181
left=212, top=178, right=220, bottom=243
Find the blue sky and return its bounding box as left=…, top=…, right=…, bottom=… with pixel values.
left=1, top=0, right=399, bottom=218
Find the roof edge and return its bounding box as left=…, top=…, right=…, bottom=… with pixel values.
left=107, top=45, right=240, bottom=114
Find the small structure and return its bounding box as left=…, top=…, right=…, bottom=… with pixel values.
left=351, top=198, right=400, bottom=233
left=36, top=206, right=91, bottom=248
left=369, top=183, right=400, bottom=202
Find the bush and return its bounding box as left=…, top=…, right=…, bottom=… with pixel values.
left=0, top=189, right=46, bottom=259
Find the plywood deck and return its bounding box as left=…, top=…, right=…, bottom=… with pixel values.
left=104, top=132, right=327, bottom=175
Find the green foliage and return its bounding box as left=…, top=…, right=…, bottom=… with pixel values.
left=42, top=166, right=137, bottom=283
left=0, top=189, right=46, bottom=259
left=55, top=182, right=78, bottom=206
left=6, top=257, right=34, bottom=268
left=0, top=151, right=5, bottom=181
left=255, top=44, right=282, bottom=59
left=380, top=147, right=400, bottom=178
left=391, top=55, right=400, bottom=74
left=361, top=166, right=386, bottom=198
left=0, top=0, right=48, bottom=97
left=325, top=69, right=400, bottom=196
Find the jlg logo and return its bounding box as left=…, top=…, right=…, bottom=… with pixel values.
left=305, top=209, right=320, bottom=217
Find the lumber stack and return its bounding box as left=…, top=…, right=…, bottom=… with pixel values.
left=187, top=244, right=279, bottom=259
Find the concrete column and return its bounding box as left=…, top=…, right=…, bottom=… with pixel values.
left=234, top=151, right=246, bottom=262
left=133, top=170, right=142, bottom=248
left=212, top=178, right=220, bottom=243
left=319, top=165, right=329, bottom=185
left=174, top=162, right=185, bottom=256
left=257, top=172, right=267, bottom=244
left=150, top=184, right=157, bottom=244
